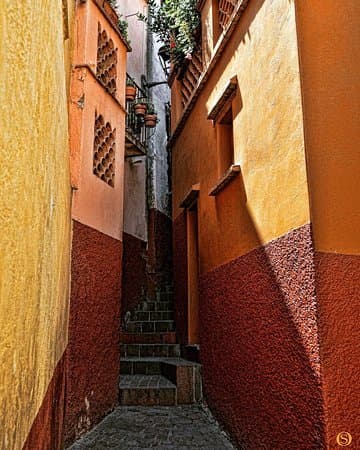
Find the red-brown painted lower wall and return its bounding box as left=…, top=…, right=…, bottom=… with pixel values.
left=198, top=225, right=325, bottom=449
left=122, top=232, right=147, bottom=319
left=23, top=354, right=66, bottom=450
left=173, top=211, right=188, bottom=345
left=64, top=220, right=122, bottom=447
left=315, top=252, right=360, bottom=448
left=147, top=208, right=173, bottom=296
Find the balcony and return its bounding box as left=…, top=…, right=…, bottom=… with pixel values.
left=180, top=47, right=203, bottom=109
left=219, top=0, right=238, bottom=30
left=125, top=74, right=149, bottom=157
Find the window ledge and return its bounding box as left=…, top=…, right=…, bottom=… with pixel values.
left=209, top=165, right=240, bottom=196
left=180, top=183, right=200, bottom=208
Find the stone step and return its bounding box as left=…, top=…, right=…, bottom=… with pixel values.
left=125, top=320, right=175, bottom=334
left=121, top=357, right=162, bottom=375
left=161, top=358, right=202, bottom=404
left=121, top=343, right=181, bottom=358
left=120, top=358, right=203, bottom=404
left=119, top=375, right=177, bottom=406
left=133, top=310, right=174, bottom=321
left=137, top=301, right=173, bottom=312
left=155, top=291, right=173, bottom=303
left=121, top=332, right=177, bottom=344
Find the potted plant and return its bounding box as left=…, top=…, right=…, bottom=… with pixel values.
left=133, top=98, right=147, bottom=116
left=144, top=103, right=158, bottom=128
left=137, top=0, right=200, bottom=69
left=126, top=78, right=137, bottom=102
left=117, top=15, right=131, bottom=47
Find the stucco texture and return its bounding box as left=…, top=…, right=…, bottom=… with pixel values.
left=199, top=225, right=325, bottom=449
left=122, top=232, right=147, bottom=319
left=23, top=355, right=67, bottom=450
left=0, top=1, right=72, bottom=448
left=172, top=0, right=310, bottom=274
left=173, top=212, right=189, bottom=346
left=70, top=0, right=127, bottom=240
left=65, top=220, right=122, bottom=447
left=295, top=0, right=360, bottom=256
left=315, top=252, right=360, bottom=447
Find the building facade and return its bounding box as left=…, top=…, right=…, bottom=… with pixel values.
left=170, top=0, right=360, bottom=448
left=117, top=0, right=172, bottom=318
left=64, top=0, right=129, bottom=444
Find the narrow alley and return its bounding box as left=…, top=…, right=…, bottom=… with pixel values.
left=1, top=0, right=359, bottom=449
left=69, top=406, right=235, bottom=449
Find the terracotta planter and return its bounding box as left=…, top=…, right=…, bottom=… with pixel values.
left=134, top=103, right=147, bottom=116
left=126, top=85, right=137, bottom=102
left=145, top=114, right=158, bottom=128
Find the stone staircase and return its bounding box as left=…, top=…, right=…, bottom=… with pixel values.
left=120, top=289, right=202, bottom=406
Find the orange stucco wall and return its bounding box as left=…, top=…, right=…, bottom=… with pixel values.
left=296, top=1, right=360, bottom=445
left=295, top=1, right=360, bottom=256
left=70, top=0, right=127, bottom=240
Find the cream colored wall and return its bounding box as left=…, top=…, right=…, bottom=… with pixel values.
left=172, top=0, right=310, bottom=272
left=0, top=0, right=73, bottom=448
left=115, top=0, right=149, bottom=241
left=116, top=0, right=147, bottom=84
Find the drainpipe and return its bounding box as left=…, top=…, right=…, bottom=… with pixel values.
left=145, top=8, right=155, bottom=216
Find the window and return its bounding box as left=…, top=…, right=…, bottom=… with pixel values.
left=216, top=104, right=234, bottom=177
left=207, top=77, right=240, bottom=196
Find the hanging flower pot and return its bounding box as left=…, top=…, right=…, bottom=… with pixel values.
left=145, top=114, right=158, bottom=128
left=144, top=103, right=158, bottom=128
left=126, top=84, right=137, bottom=102
left=133, top=100, right=147, bottom=116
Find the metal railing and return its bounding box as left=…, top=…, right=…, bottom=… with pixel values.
left=125, top=74, right=148, bottom=155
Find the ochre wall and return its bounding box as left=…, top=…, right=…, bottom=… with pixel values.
left=0, top=0, right=73, bottom=448
left=172, top=0, right=310, bottom=274
left=171, top=0, right=325, bottom=447
left=296, top=1, right=360, bottom=445
left=295, top=0, right=360, bottom=256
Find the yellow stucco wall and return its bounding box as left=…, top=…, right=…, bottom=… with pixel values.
left=0, top=1, right=73, bottom=448
left=172, top=0, right=310, bottom=273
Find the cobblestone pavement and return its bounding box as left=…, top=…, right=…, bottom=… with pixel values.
left=68, top=404, right=236, bottom=449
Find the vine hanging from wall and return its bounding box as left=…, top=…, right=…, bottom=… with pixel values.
left=137, top=0, right=200, bottom=68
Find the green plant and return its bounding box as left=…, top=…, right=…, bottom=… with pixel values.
left=126, top=77, right=136, bottom=87
left=118, top=15, right=131, bottom=46
left=137, top=0, right=200, bottom=66
left=106, top=1, right=131, bottom=46
left=146, top=103, right=157, bottom=115
left=134, top=97, right=147, bottom=106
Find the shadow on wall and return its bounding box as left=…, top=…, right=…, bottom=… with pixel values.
left=173, top=0, right=326, bottom=447
left=200, top=3, right=324, bottom=445
left=200, top=169, right=325, bottom=449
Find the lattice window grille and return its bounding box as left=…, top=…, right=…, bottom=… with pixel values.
left=93, top=113, right=116, bottom=187
left=96, top=23, right=118, bottom=95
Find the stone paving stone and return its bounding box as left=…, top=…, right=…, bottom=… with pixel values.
left=68, top=405, right=235, bottom=449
